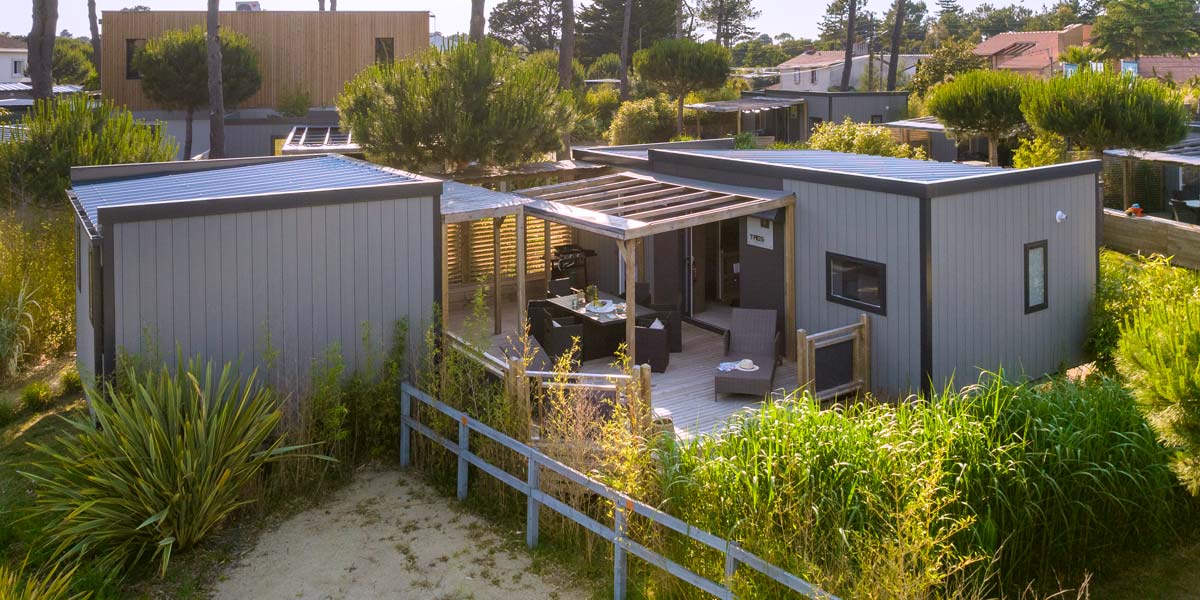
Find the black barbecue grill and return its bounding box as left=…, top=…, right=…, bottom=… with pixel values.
left=552, top=244, right=596, bottom=287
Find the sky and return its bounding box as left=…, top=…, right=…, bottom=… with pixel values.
left=5, top=0, right=1003, bottom=43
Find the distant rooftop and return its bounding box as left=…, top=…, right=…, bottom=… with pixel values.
left=70, top=155, right=431, bottom=235
left=0, top=83, right=83, bottom=94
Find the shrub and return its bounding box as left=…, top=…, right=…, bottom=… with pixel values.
left=59, top=368, right=82, bottom=396
left=0, top=210, right=75, bottom=364
left=1087, top=250, right=1200, bottom=369
left=586, top=52, right=622, bottom=80
left=1012, top=133, right=1065, bottom=168
left=276, top=87, right=312, bottom=118
left=338, top=40, right=574, bottom=173
left=19, top=381, right=53, bottom=411
left=574, top=84, right=621, bottom=141
left=806, top=116, right=928, bottom=159
left=0, top=399, right=15, bottom=428
left=21, top=358, right=311, bottom=576
left=0, top=94, right=174, bottom=208
left=732, top=131, right=755, bottom=149
left=660, top=375, right=1186, bottom=596
left=0, top=278, right=38, bottom=382
left=606, top=95, right=676, bottom=145
left=927, top=69, right=1028, bottom=165
left=0, top=559, right=83, bottom=600
left=1117, top=296, right=1200, bottom=495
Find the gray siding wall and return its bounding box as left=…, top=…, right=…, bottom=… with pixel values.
left=788, top=179, right=923, bottom=394
left=931, top=175, right=1096, bottom=387
left=75, top=223, right=96, bottom=383
left=109, top=196, right=437, bottom=391
left=576, top=229, right=622, bottom=294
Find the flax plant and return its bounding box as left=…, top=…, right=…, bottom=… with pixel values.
left=21, top=358, right=312, bottom=577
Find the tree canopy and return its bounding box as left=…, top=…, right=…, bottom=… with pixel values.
left=1092, top=0, right=1200, bottom=59
left=907, top=38, right=985, bottom=97
left=337, top=41, right=574, bottom=172
left=633, top=39, right=731, bottom=135
left=882, top=0, right=929, bottom=54
left=807, top=117, right=928, bottom=159
left=132, top=26, right=261, bottom=158
left=697, top=0, right=761, bottom=48
left=51, top=37, right=96, bottom=87
left=1021, top=70, right=1189, bottom=154
left=927, top=68, right=1028, bottom=165
left=730, top=39, right=788, bottom=68
left=586, top=53, right=623, bottom=79
left=488, top=0, right=560, bottom=52
left=576, top=0, right=677, bottom=62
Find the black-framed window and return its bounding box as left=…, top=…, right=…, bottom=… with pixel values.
left=870, top=114, right=883, bottom=123
left=375, top=37, right=395, bottom=63
left=1024, top=240, right=1048, bottom=313
left=125, top=38, right=146, bottom=79
left=826, top=252, right=886, bottom=315
left=12, top=59, right=25, bottom=77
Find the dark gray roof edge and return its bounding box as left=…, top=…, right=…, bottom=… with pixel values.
left=647, top=149, right=1102, bottom=198
left=93, top=180, right=443, bottom=232
left=925, top=159, right=1102, bottom=197
left=751, top=90, right=910, bottom=98
left=584, top=138, right=736, bottom=152
left=645, top=149, right=930, bottom=197
left=572, top=147, right=649, bottom=166
left=70, top=154, right=319, bottom=184
left=65, top=189, right=102, bottom=241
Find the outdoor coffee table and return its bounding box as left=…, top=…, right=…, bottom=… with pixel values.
left=713, top=358, right=776, bottom=400
left=546, top=291, right=656, bottom=360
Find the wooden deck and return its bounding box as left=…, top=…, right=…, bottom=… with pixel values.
left=447, top=300, right=799, bottom=439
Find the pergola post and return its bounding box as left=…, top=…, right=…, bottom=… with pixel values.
left=441, top=220, right=450, bottom=332
left=784, top=204, right=796, bottom=360
left=543, top=219, right=552, bottom=295
left=736, top=110, right=742, bottom=135
left=623, top=238, right=637, bottom=365
left=493, top=217, right=503, bottom=335
left=516, top=213, right=527, bottom=334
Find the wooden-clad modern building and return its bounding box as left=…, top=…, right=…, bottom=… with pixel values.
left=100, top=10, right=430, bottom=111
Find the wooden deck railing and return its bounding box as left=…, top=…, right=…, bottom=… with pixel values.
left=796, top=314, right=871, bottom=401
left=399, top=382, right=838, bottom=600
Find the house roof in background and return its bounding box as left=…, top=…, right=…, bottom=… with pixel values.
left=684, top=97, right=804, bottom=113
left=1106, top=138, right=1200, bottom=167
left=884, top=115, right=945, bottom=132
left=0, top=83, right=83, bottom=94
left=974, top=30, right=1062, bottom=71
left=777, top=50, right=846, bottom=71
left=1136, top=56, right=1200, bottom=82
left=69, top=154, right=436, bottom=236
left=0, top=37, right=26, bottom=49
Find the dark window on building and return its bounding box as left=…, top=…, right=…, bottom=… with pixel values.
left=375, top=37, right=395, bottom=63
left=870, top=114, right=883, bottom=124
left=1024, top=240, right=1048, bottom=313
left=810, top=69, right=817, bottom=84
left=827, top=253, right=886, bottom=315
left=12, top=59, right=25, bottom=76
left=126, top=38, right=146, bottom=79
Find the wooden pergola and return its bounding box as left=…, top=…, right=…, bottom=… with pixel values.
left=516, top=171, right=797, bottom=361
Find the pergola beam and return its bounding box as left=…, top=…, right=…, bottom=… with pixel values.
left=518, top=173, right=627, bottom=197
left=533, top=178, right=646, bottom=201
left=618, top=194, right=741, bottom=221
left=575, top=186, right=683, bottom=210
left=547, top=182, right=665, bottom=205
left=598, top=190, right=713, bottom=217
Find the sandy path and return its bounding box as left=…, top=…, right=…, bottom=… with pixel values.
left=211, top=469, right=591, bottom=600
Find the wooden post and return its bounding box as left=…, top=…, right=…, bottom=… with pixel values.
left=457, top=415, right=469, bottom=501
left=493, top=217, right=503, bottom=335
left=613, top=500, right=628, bottom=600
left=526, top=454, right=540, bottom=549
left=441, top=221, right=450, bottom=336
left=543, top=219, right=552, bottom=295
left=796, top=328, right=810, bottom=394
left=623, top=238, right=637, bottom=364
left=517, top=213, right=527, bottom=334
left=399, top=387, right=411, bottom=467
left=858, top=313, right=871, bottom=394
left=783, top=203, right=796, bottom=360
left=736, top=110, right=742, bottom=135
left=1122, top=158, right=1133, bottom=210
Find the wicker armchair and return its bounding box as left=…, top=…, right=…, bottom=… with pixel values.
left=634, top=315, right=670, bottom=373
left=647, top=303, right=682, bottom=353
left=543, top=316, right=583, bottom=363
left=714, top=308, right=779, bottom=400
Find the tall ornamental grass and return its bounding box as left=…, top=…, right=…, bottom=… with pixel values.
left=21, top=359, right=310, bottom=577
left=0, top=209, right=74, bottom=368
left=660, top=375, right=1188, bottom=597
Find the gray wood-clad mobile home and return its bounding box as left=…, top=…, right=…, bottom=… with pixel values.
left=571, top=143, right=1101, bottom=395
left=68, top=154, right=441, bottom=387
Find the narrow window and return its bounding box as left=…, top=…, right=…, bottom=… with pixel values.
left=126, top=39, right=146, bottom=79
left=810, top=69, right=817, bottom=84
left=12, top=59, right=25, bottom=77
left=375, top=37, right=395, bottom=64
left=1024, top=240, right=1048, bottom=313
left=870, top=114, right=883, bottom=124
left=827, top=252, right=886, bottom=315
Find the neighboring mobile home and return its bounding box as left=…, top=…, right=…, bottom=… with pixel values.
left=100, top=10, right=429, bottom=159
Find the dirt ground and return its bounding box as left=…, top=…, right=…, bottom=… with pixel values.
left=211, top=469, right=591, bottom=600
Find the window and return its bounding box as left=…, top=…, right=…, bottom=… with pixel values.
left=125, top=39, right=146, bottom=79
left=12, top=59, right=25, bottom=77
left=1024, top=240, right=1048, bottom=313
left=870, top=114, right=883, bottom=124
left=810, top=69, right=817, bottom=84
left=375, top=37, right=395, bottom=64
left=827, top=253, right=886, bottom=315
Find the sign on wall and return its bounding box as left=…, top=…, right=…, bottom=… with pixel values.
left=746, top=216, right=773, bottom=250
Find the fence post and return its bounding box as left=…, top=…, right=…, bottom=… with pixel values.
left=796, top=329, right=810, bottom=394
left=399, top=386, right=411, bottom=468
left=457, top=415, right=469, bottom=501
left=724, top=543, right=739, bottom=598
left=858, top=313, right=871, bottom=394
left=613, top=499, right=628, bottom=600
left=526, top=454, right=539, bottom=549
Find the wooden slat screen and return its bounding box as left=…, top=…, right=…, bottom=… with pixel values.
left=447, top=216, right=574, bottom=286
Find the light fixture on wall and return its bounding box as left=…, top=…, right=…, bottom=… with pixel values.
left=1055, top=210, right=1068, bottom=223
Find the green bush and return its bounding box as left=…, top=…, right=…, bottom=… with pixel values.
left=586, top=52, right=622, bottom=80
left=276, top=87, right=312, bottom=118
left=574, top=84, right=621, bottom=141
left=661, top=375, right=1186, bottom=597
left=20, top=381, right=53, bottom=411
left=1012, top=133, right=1065, bottom=168
left=21, top=358, right=311, bottom=576
left=59, top=368, right=82, bottom=396
left=806, top=116, right=928, bottom=159
left=0, top=399, right=15, bottom=428
left=0, top=209, right=75, bottom=366
left=1087, top=250, right=1200, bottom=369
left=606, top=95, right=676, bottom=145
left=1117, top=295, right=1200, bottom=495
left=732, top=131, right=755, bottom=149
